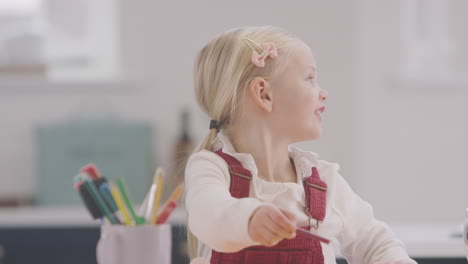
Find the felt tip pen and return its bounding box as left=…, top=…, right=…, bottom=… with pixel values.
left=296, top=228, right=330, bottom=244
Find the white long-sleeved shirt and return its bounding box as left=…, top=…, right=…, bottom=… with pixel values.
left=185, top=132, right=416, bottom=264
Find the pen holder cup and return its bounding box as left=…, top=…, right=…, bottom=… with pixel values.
left=97, top=224, right=172, bottom=264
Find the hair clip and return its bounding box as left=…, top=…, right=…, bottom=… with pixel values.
left=243, top=38, right=277, bottom=67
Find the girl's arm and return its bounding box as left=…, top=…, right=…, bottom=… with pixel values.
left=332, top=172, right=417, bottom=264
left=185, top=150, right=264, bottom=252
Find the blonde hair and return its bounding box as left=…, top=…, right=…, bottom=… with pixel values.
left=188, top=26, right=300, bottom=259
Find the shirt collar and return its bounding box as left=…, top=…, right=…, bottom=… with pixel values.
left=211, top=131, right=320, bottom=181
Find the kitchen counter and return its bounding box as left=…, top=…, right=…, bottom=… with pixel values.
left=0, top=207, right=466, bottom=261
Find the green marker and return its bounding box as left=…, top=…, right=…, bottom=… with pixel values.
left=116, top=177, right=146, bottom=225
left=84, top=179, right=119, bottom=224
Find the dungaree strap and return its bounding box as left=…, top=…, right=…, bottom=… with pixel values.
left=304, top=167, right=328, bottom=228
left=215, top=150, right=252, bottom=198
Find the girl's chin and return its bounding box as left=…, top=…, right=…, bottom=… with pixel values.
left=294, top=130, right=322, bottom=142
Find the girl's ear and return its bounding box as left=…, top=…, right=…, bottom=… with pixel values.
left=248, top=77, right=273, bottom=113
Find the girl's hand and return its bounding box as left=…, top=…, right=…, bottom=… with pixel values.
left=248, top=205, right=297, bottom=247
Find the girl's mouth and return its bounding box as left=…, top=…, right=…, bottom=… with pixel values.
left=315, top=106, right=325, bottom=121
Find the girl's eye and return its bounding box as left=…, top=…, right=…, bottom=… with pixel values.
left=307, top=75, right=315, bottom=81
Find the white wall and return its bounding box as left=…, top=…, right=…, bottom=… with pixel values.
left=354, top=0, right=468, bottom=223
left=0, top=0, right=466, bottom=224
left=0, top=0, right=356, bottom=201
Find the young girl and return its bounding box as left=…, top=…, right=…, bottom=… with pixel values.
left=185, top=26, right=416, bottom=264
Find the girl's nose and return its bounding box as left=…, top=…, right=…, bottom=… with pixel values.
left=319, top=89, right=328, bottom=101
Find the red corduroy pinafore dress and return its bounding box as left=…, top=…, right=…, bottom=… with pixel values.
left=210, top=150, right=327, bottom=264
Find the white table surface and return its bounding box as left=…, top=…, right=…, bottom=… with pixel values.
left=0, top=207, right=465, bottom=258
left=388, top=222, right=466, bottom=258
left=0, top=205, right=187, bottom=227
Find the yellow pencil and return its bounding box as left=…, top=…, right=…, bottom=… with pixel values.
left=109, top=182, right=134, bottom=226
left=149, top=168, right=165, bottom=225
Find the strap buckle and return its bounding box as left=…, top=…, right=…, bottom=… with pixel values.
left=228, top=167, right=252, bottom=180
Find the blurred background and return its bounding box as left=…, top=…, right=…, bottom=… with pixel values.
left=0, top=0, right=467, bottom=263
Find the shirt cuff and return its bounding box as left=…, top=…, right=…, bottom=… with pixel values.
left=237, top=198, right=264, bottom=247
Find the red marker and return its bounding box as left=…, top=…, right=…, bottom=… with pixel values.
left=80, top=163, right=101, bottom=180
left=156, top=200, right=178, bottom=225
left=296, top=228, right=331, bottom=244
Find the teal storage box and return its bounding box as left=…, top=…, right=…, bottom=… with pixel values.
left=36, top=119, right=154, bottom=206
